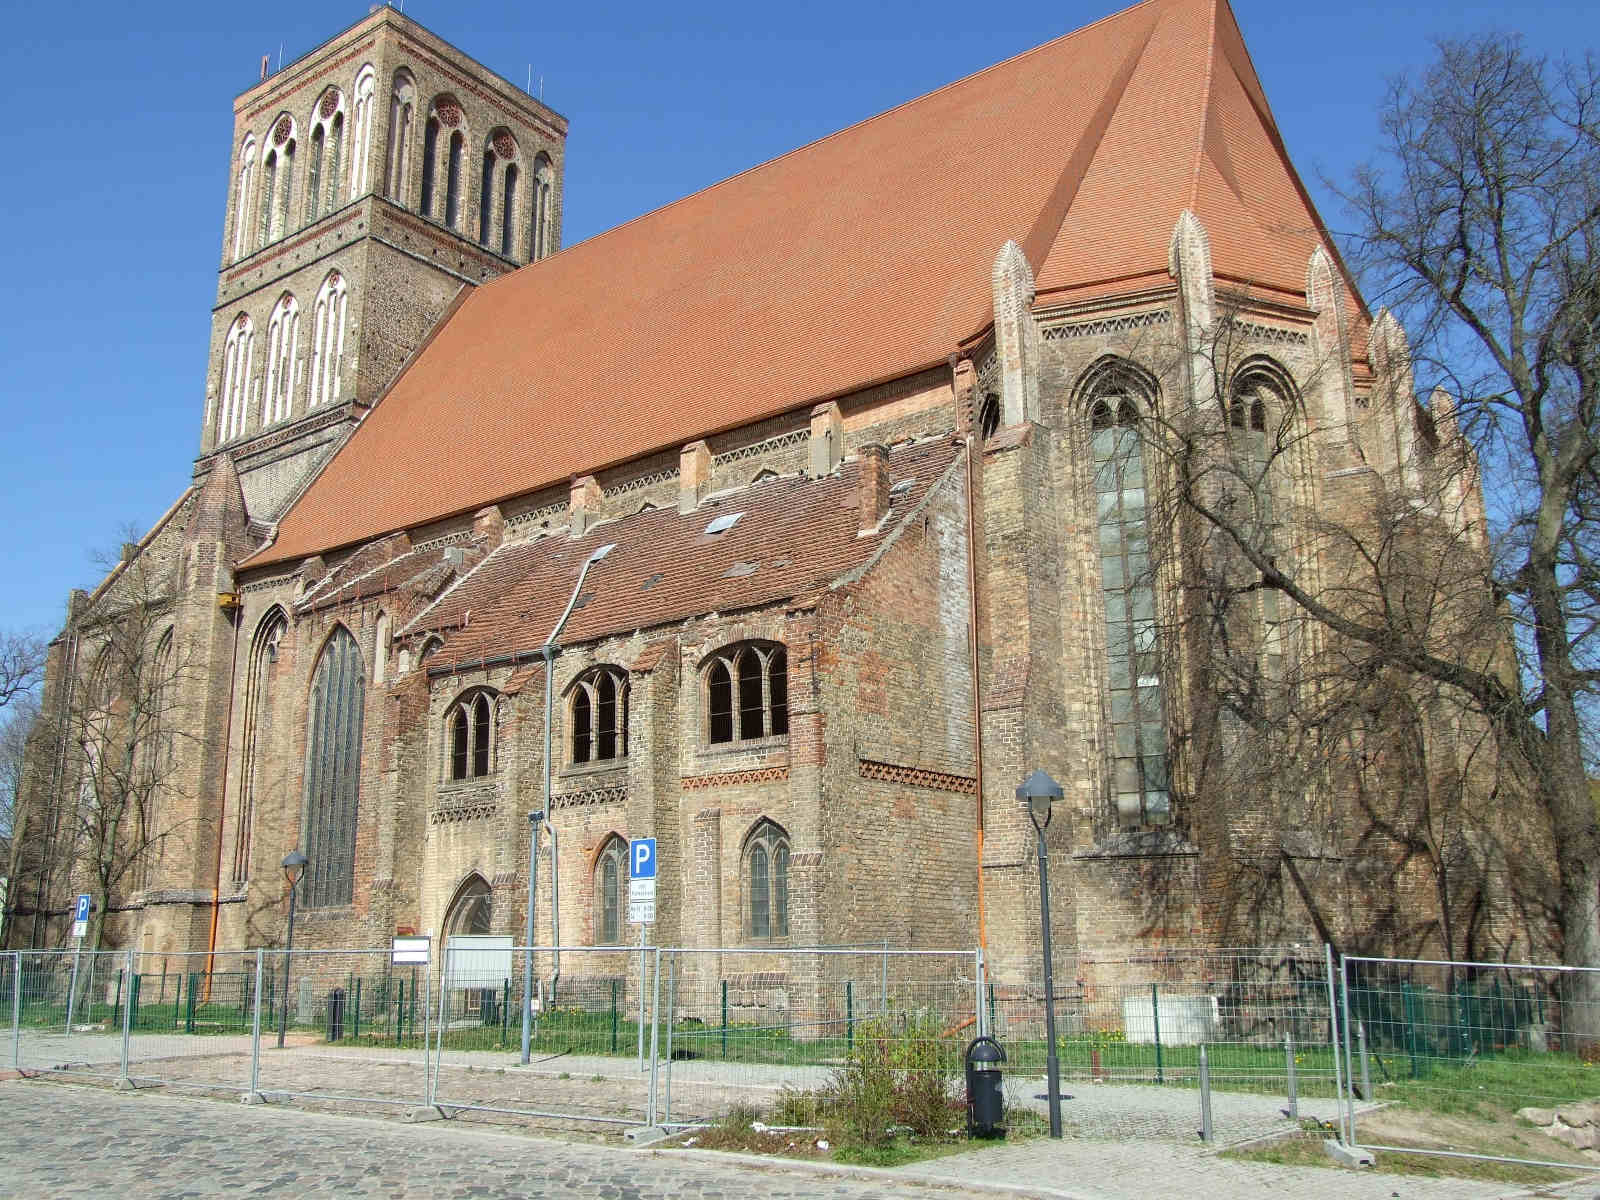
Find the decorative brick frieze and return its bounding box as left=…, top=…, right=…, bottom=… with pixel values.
left=858, top=758, right=977, bottom=795
left=552, top=784, right=628, bottom=810
left=1040, top=310, right=1171, bottom=341
left=681, top=766, right=790, bottom=791
left=430, top=802, right=498, bottom=824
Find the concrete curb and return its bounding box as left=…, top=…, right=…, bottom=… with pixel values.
left=646, top=1145, right=1105, bottom=1200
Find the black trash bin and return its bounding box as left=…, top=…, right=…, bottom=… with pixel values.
left=965, top=1035, right=1006, bottom=1138
left=327, top=987, right=346, bottom=1042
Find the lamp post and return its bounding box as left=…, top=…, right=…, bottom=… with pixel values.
left=519, top=809, right=545, bottom=1065
left=277, top=850, right=308, bottom=1049
left=1017, top=769, right=1063, bottom=1139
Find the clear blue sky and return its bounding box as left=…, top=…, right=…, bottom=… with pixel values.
left=0, top=0, right=1592, bottom=636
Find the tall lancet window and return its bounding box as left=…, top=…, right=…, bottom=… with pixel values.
left=307, top=271, right=348, bottom=409
left=348, top=65, right=377, bottom=198
left=217, top=314, right=255, bottom=444
left=233, top=609, right=286, bottom=884
left=1090, top=378, right=1170, bottom=828
left=261, top=294, right=300, bottom=426
left=302, top=625, right=364, bottom=908
left=231, top=136, right=257, bottom=260
left=530, top=152, right=554, bottom=259
left=306, top=88, right=344, bottom=221
left=385, top=70, right=416, bottom=203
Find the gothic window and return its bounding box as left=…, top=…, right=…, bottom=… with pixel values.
left=444, top=873, right=492, bottom=938
left=1088, top=369, right=1170, bottom=828
left=276, top=134, right=295, bottom=237
left=258, top=148, right=277, bottom=246
left=373, top=611, right=390, bottom=685
left=306, top=88, right=345, bottom=221
left=302, top=626, right=364, bottom=908
left=217, top=314, right=255, bottom=444
left=308, top=271, right=348, bottom=409
left=478, top=147, right=495, bottom=247
left=1229, top=364, right=1299, bottom=681
left=446, top=689, right=496, bottom=781
left=530, top=153, right=554, bottom=259
left=445, top=130, right=464, bottom=229
left=261, top=294, right=301, bottom=426
left=743, top=820, right=790, bottom=940
left=420, top=117, right=439, bottom=216
left=133, top=628, right=176, bottom=892
left=594, top=836, right=626, bottom=944
left=385, top=70, right=416, bottom=203
left=233, top=609, right=286, bottom=884
left=979, top=393, right=1001, bottom=440
left=569, top=667, right=629, bottom=765
left=258, top=115, right=296, bottom=242
left=501, top=164, right=519, bottom=258
left=349, top=65, right=377, bottom=198
left=232, top=136, right=257, bottom=260
left=705, top=643, right=787, bottom=745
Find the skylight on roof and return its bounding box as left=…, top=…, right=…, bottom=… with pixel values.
left=703, top=512, right=744, bottom=536
left=890, top=479, right=914, bottom=497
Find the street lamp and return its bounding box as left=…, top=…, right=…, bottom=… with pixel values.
left=277, top=849, right=308, bottom=1049
left=519, top=809, right=545, bottom=1065
left=1017, top=769, right=1063, bottom=1139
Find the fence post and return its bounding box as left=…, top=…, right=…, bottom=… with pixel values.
left=117, top=948, right=133, bottom=1087
left=1403, top=982, right=1419, bottom=1078
left=185, top=972, right=198, bottom=1034
left=1285, top=1032, right=1297, bottom=1120
left=354, top=977, right=362, bottom=1042
left=248, top=949, right=264, bottom=1101
left=846, top=981, right=854, bottom=1052
left=611, top=980, right=618, bottom=1053
left=974, top=947, right=987, bottom=1039
left=1358, top=1020, right=1371, bottom=1104
left=66, top=943, right=81, bottom=1034
left=664, top=954, right=676, bottom=1128
left=637, top=926, right=647, bottom=1072
left=130, top=972, right=141, bottom=1032
left=1198, top=1044, right=1213, bottom=1143
left=646, top=945, right=662, bottom=1128
left=721, top=979, right=728, bottom=1058
left=882, top=939, right=889, bottom=1013
left=12, top=960, right=22, bottom=1068
left=1339, top=953, right=1358, bottom=1144
left=428, top=950, right=442, bottom=1108
left=11, top=953, right=21, bottom=1070
left=1322, top=943, right=1348, bottom=1144
left=1151, top=983, right=1164, bottom=1084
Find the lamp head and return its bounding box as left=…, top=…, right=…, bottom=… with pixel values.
left=1016, top=769, right=1063, bottom=835
left=281, top=849, right=309, bottom=885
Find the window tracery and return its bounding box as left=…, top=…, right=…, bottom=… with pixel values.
left=446, top=688, right=496, bottom=781
left=303, top=625, right=364, bottom=907
left=704, top=643, right=787, bottom=745
left=743, top=820, right=790, bottom=940
left=307, top=271, right=348, bottom=409
left=569, top=667, right=629, bottom=764
left=262, top=294, right=301, bottom=426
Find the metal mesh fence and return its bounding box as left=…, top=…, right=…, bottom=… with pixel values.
left=12, top=948, right=135, bottom=1079
left=430, top=944, right=651, bottom=1127
left=658, top=947, right=983, bottom=1132
left=120, top=949, right=258, bottom=1094
left=987, top=948, right=1340, bottom=1100
left=1341, top=954, right=1600, bottom=1171
left=253, top=947, right=430, bottom=1108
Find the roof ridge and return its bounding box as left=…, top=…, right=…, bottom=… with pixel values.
left=498, top=0, right=1170, bottom=271
left=1186, top=0, right=1222, bottom=212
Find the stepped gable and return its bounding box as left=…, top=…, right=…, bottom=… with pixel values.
left=251, top=0, right=1363, bottom=570
left=413, top=439, right=961, bottom=669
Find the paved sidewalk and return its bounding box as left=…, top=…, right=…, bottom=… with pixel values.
left=3, top=1077, right=1596, bottom=1199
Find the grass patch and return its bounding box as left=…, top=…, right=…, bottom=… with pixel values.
left=1226, top=1131, right=1584, bottom=1187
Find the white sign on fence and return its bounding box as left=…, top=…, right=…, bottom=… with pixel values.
left=444, top=934, right=513, bottom=987
left=391, top=934, right=431, bottom=965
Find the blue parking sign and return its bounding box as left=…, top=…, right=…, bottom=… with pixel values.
left=74, top=894, right=91, bottom=923
left=628, top=838, right=657, bottom=880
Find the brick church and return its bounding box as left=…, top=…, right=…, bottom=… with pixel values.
left=6, top=0, right=1534, bottom=987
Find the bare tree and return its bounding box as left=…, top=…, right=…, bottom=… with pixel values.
left=61, top=548, right=200, bottom=954
left=0, top=695, right=39, bottom=841
left=0, top=630, right=45, bottom=713
left=1152, top=35, right=1599, bottom=1036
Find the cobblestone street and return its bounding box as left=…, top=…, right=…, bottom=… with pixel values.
left=4, top=1078, right=1595, bottom=1199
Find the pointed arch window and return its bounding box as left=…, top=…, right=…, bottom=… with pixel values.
left=259, top=115, right=296, bottom=242
left=385, top=70, right=416, bottom=203
left=444, top=873, right=493, bottom=938
left=349, top=65, right=377, bottom=198
left=1229, top=364, right=1299, bottom=681
left=217, top=314, right=255, bottom=444
left=530, top=152, right=554, bottom=259
left=705, top=643, right=787, bottom=745
left=306, top=88, right=345, bottom=221
left=444, top=130, right=464, bottom=229
left=420, top=116, right=439, bottom=216
left=1089, top=375, right=1170, bottom=828
left=744, top=820, right=790, bottom=940
left=234, top=609, right=286, bottom=884
left=262, top=294, right=301, bottom=426
left=231, top=136, right=257, bottom=260
left=302, top=626, right=364, bottom=908
left=569, top=667, right=629, bottom=765
left=308, top=271, right=348, bottom=409
left=500, top=164, right=519, bottom=257
left=594, top=837, right=626, bottom=944
left=446, top=689, right=496, bottom=781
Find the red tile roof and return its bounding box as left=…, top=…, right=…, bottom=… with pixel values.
left=415, top=439, right=962, bottom=669
left=253, top=0, right=1362, bottom=569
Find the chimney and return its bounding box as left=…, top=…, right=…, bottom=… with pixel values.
left=809, top=402, right=843, bottom=478
left=569, top=475, right=603, bottom=536
left=858, top=444, right=889, bottom=533
left=472, top=504, right=506, bottom=550
left=678, top=440, right=711, bottom=514
left=259, top=54, right=270, bottom=82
